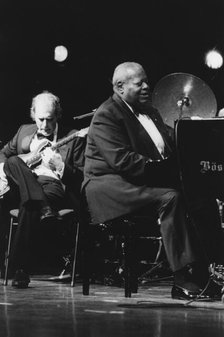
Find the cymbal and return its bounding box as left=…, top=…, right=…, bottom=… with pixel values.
left=151, top=72, right=217, bottom=128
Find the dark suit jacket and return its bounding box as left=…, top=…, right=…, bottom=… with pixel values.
left=83, top=93, right=177, bottom=224
left=0, top=123, right=86, bottom=210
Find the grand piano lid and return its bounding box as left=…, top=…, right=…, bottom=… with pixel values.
left=151, top=72, right=217, bottom=128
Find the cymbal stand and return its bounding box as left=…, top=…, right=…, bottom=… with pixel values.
left=177, top=96, right=191, bottom=120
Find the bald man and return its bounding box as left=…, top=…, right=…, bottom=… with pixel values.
left=83, top=62, right=224, bottom=300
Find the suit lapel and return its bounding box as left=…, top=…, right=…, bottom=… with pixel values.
left=113, top=95, right=166, bottom=159
left=149, top=109, right=174, bottom=156
left=20, top=125, right=37, bottom=153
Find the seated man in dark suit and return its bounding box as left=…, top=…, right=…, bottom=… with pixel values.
left=0, top=91, right=87, bottom=287
left=83, top=61, right=224, bottom=300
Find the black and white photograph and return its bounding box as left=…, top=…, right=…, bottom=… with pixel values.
left=1, top=1, right=224, bottom=336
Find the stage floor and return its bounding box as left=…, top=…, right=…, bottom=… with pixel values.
left=0, top=277, right=224, bottom=337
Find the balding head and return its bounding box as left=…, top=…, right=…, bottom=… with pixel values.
left=111, top=62, right=150, bottom=106
left=112, top=62, right=144, bottom=88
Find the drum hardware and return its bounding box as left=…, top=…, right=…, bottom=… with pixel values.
left=209, top=263, right=224, bottom=285
left=152, top=72, right=217, bottom=128
left=208, top=263, right=224, bottom=302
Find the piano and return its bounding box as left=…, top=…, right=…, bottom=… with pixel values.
left=175, top=118, right=224, bottom=202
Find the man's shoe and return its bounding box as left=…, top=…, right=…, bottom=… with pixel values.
left=171, top=283, right=210, bottom=300
left=172, top=265, right=211, bottom=300
left=40, top=206, right=62, bottom=222
left=12, top=270, right=30, bottom=288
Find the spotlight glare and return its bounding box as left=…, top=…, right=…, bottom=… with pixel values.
left=205, top=50, right=223, bottom=69
left=54, top=45, right=68, bottom=62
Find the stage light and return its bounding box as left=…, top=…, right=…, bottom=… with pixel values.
left=54, top=45, right=68, bottom=62
left=205, top=49, right=223, bottom=69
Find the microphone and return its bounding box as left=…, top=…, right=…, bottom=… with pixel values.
left=73, top=109, right=96, bottom=121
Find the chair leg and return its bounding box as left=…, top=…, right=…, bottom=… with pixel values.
left=82, top=225, right=100, bottom=295
left=82, top=229, right=91, bottom=295
left=122, top=221, right=138, bottom=297
left=123, top=230, right=138, bottom=297
left=71, top=222, right=80, bottom=287
left=4, top=216, right=14, bottom=286
left=122, top=236, right=132, bottom=298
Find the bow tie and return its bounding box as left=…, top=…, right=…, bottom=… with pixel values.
left=133, top=109, right=139, bottom=116
left=36, top=133, right=54, bottom=141
left=133, top=108, right=146, bottom=117
left=132, top=105, right=144, bottom=116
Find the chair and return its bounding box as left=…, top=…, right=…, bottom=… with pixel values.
left=4, top=208, right=80, bottom=286
left=81, top=214, right=164, bottom=298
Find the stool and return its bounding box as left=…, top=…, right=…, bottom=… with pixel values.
left=4, top=208, right=80, bottom=286
left=81, top=215, right=162, bottom=298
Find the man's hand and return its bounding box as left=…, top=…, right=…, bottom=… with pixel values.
left=41, top=148, right=64, bottom=173
left=76, top=127, right=89, bottom=137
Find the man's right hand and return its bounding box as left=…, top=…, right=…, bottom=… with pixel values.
left=41, top=148, right=64, bottom=175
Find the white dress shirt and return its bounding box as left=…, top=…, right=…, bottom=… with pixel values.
left=124, top=101, right=165, bottom=158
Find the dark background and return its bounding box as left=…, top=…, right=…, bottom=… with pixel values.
left=0, top=0, right=224, bottom=141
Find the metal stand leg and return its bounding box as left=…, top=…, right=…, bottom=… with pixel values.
left=4, top=216, right=15, bottom=286
left=71, top=222, right=80, bottom=287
